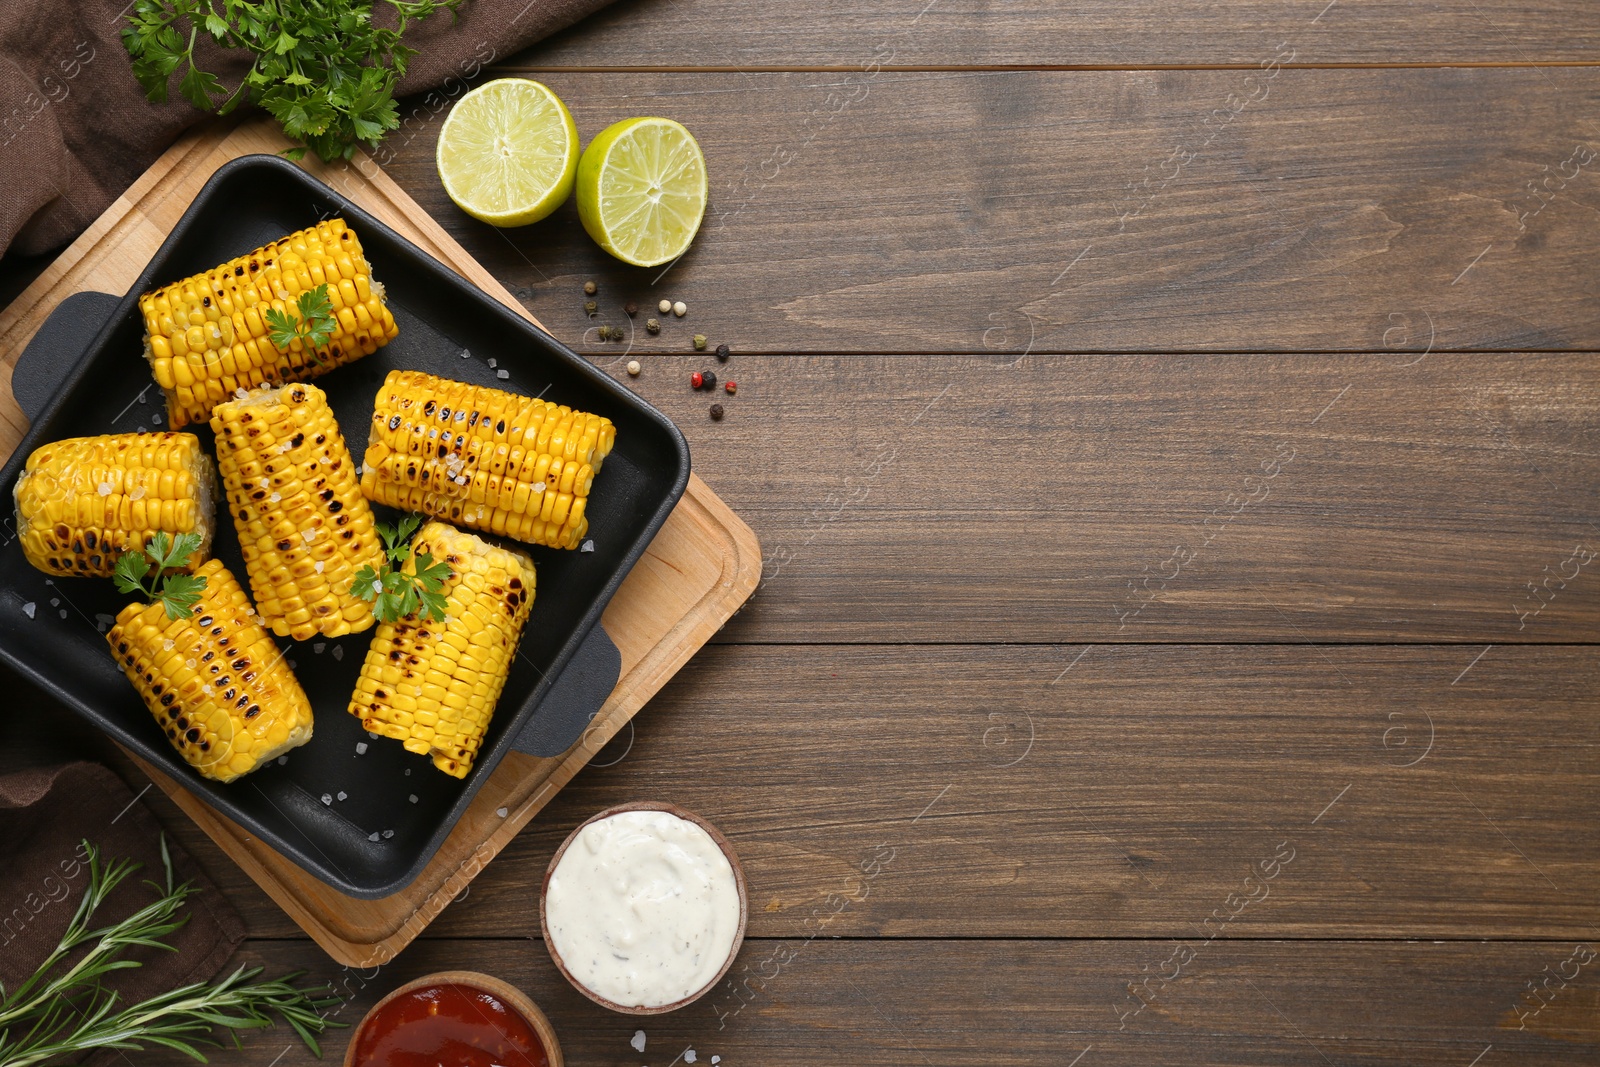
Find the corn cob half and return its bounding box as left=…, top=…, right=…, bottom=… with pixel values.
left=140, top=219, right=399, bottom=429
left=349, top=521, right=536, bottom=778
left=13, top=432, right=216, bottom=578
left=108, top=558, right=313, bottom=783
left=359, top=370, right=615, bottom=550
left=212, top=382, right=384, bottom=641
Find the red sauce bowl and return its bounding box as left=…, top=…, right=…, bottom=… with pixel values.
left=343, top=971, right=562, bottom=1067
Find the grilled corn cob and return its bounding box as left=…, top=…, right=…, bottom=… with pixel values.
left=140, top=219, right=399, bottom=428
left=349, top=521, right=535, bottom=778
left=13, top=432, right=216, bottom=578
left=359, top=370, right=615, bottom=550
left=212, top=382, right=384, bottom=641
left=108, top=558, right=313, bottom=783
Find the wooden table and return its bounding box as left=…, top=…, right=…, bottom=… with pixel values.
left=5, top=1, right=1599, bottom=1063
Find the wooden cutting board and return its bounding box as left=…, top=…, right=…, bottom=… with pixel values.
left=0, top=117, right=761, bottom=966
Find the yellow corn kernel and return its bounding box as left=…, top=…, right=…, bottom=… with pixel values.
left=347, top=522, right=535, bottom=778
left=14, top=432, right=216, bottom=578
left=139, top=219, right=399, bottom=429
left=107, top=559, right=313, bottom=783
left=211, top=382, right=384, bottom=641
left=359, top=370, right=615, bottom=550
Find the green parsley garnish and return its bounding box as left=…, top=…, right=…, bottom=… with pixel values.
left=112, top=532, right=207, bottom=620
left=120, top=0, right=466, bottom=163
left=263, top=282, right=336, bottom=354
left=349, top=514, right=452, bottom=624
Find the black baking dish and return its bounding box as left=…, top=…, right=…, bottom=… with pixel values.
left=0, top=155, right=689, bottom=898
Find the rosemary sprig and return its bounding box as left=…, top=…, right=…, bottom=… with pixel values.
left=0, top=839, right=339, bottom=1066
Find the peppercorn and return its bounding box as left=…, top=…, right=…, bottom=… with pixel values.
left=716, top=343, right=730, bottom=362
left=709, top=403, right=724, bottom=420
left=624, top=301, right=638, bottom=317
left=627, top=360, right=641, bottom=376
left=584, top=300, right=597, bottom=316
left=691, top=371, right=704, bottom=389
left=724, top=380, right=737, bottom=395
left=659, top=299, right=672, bottom=314
left=646, top=318, right=661, bottom=334
left=672, top=301, right=688, bottom=317
left=693, top=334, right=707, bottom=351
left=584, top=281, right=597, bottom=295
left=597, top=324, right=611, bottom=340
left=701, top=370, right=716, bottom=390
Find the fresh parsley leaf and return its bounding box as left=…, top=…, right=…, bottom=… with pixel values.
left=114, top=532, right=207, bottom=618
left=264, top=283, right=337, bottom=354
left=349, top=517, right=451, bottom=624
left=121, top=0, right=467, bottom=163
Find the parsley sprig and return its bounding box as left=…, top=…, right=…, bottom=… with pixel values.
left=263, top=282, right=336, bottom=353
left=120, top=0, right=466, bottom=163
left=112, top=532, right=207, bottom=620
left=349, top=515, right=452, bottom=624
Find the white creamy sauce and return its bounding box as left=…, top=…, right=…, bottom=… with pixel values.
left=545, top=810, right=741, bottom=1008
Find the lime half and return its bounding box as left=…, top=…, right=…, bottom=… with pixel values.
left=437, top=79, right=579, bottom=227
left=576, top=117, right=708, bottom=267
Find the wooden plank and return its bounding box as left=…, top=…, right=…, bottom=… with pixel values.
left=136, top=644, right=1600, bottom=941
left=516, top=0, right=1600, bottom=68
left=0, top=118, right=761, bottom=967
left=586, top=352, right=1595, bottom=644
left=144, top=938, right=1600, bottom=1065
left=379, top=69, right=1600, bottom=354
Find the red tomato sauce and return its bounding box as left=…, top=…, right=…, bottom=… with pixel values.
left=351, top=983, right=549, bottom=1067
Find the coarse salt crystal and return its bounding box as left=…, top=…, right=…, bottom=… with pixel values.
left=313, top=642, right=326, bottom=654
left=50, top=598, right=59, bottom=607
left=320, top=793, right=332, bottom=805
left=58, top=609, right=66, bottom=619
left=332, top=646, right=344, bottom=660
left=270, top=492, right=281, bottom=503
left=356, top=742, right=368, bottom=755
left=382, top=829, right=394, bottom=839
left=314, top=561, right=324, bottom=573
left=260, top=478, right=270, bottom=488
left=129, top=486, right=146, bottom=500
left=496, top=807, right=508, bottom=818
left=21, top=602, right=34, bottom=619
left=337, top=791, right=348, bottom=801
left=235, top=387, right=248, bottom=398
left=163, top=639, right=175, bottom=650
left=460, top=348, right=472, bottom=359
left=404, top=767, right=411, bottom=775
left=97, top=482, right=113, bottom=496
left=581, top=540, right=594, bottom=553
left=630, top=1032, right=646, bottom=1053
left=288, top=659, right=296, bottom=668
left=408, top=794, right=418, bottom=803
left=371, top=579, right=383, bottom=595
left=685, top=1051, right=697, bottom=1064
left=531, top=481, right=546, bottom=493
left=368, top=832, right=380, bottom=842
left=302, top=528, right=318, bottom=541
left=488, top=358, right=498, bottom=368
left=497, top=370, right=510, bottom=380
left=277, top=755, right=288, bottom=765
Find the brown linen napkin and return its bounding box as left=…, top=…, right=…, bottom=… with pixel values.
left=0, top=0, right=613, bottom=257
left=0, top=761, right=245, bottom=1015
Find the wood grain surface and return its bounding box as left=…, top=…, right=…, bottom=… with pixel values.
left=376, top=69, right=1600, bottom=354
left=518, top=0, right=1600, bottom=67
left=2, top=0, right=1597, bottom=1063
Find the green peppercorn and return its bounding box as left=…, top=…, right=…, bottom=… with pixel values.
left=597, top=324, right=611, bottom=340
left=584, top=300, right=598, bottom=316
left=693, top=334, right=707, bottom=351
left=646, top=318, right=661, bottom=334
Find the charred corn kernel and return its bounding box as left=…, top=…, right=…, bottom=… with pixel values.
left=140, top=219, right=399, bottom=428
left=212, top=382, right=384, bottom=641
left=107, top=559, right=312, bottom=783
left=349, top=522, right=535, bottom=778
left=14, top=432, right=217, bottom=577
left=359, top=370, right=616, bottom=550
